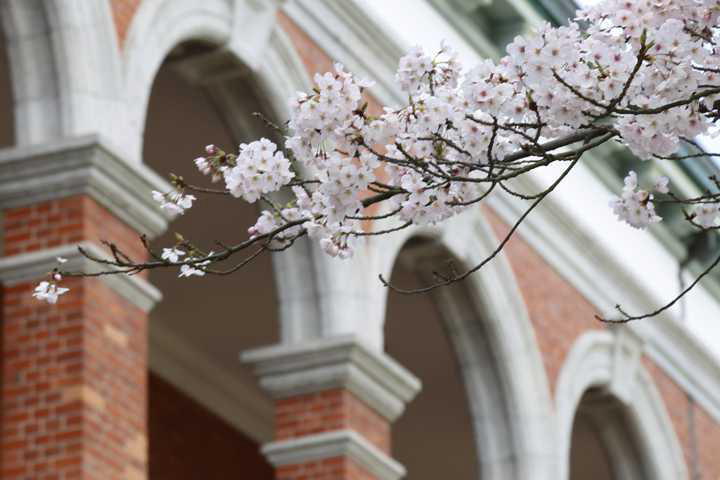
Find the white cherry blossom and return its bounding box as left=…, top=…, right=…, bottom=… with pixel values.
left=152, top=190, right=196, bottom=215
left=161, top=248, right=185, bottom=263
left=32, top=281, right=69, bottom=304
left=694, top=204, right=720, bottom=229
left=610, top=171, right=662, bottom=229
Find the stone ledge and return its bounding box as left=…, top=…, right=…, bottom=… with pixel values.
left=242, top=335, right=421, bottom=421
left=0, top=134, right=173, bottom=238
left=0, top=242, right=162, bottom=313
left=262, top=429, right=406, bottom=480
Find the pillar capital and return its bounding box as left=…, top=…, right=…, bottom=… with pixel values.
left=0, top=134, right=173, bottom=238
left=243, top=336, right=421, bottom=480
left=263, top=430, right=406, bottom=480
left=243, top=335, right=421, bottom=422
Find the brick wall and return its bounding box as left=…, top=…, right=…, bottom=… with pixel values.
left=2, top=195, right=145, bottom=262
left=1, top=195, right=150, bottom=479
left=484, top=207, right=604, bottom=389
left=275, top=389, right=390, bottom=453
left=276, top=457, right=377, bottom=480
left=2, top=275, right=148, bottom=479
left=110, top=0, right=142, bottom=48
left=645, top=359, right=720, bottom=477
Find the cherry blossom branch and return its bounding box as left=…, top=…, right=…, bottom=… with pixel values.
left=32, top=3, right=720, bottom=322
left=378, top=146, right=589, bottom=294
left=597, top=250, right=720, bottom=323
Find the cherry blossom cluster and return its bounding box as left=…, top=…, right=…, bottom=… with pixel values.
left=610, top=171, right=664, bottom=229
left=223, top=139, right=294, bottom=203
left=32, top=281, right=69, bottom=304
left=152, top=190, right=196, bottom=215
left=32, top=0, right=720, bottom=303
left=694, top=203, right=720, bottom=228
left=33, top=257, right=69, bottom=303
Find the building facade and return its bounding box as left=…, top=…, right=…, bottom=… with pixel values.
left=0, top=1, right=719, bottom=479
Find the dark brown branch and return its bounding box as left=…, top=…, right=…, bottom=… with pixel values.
left=379, top=143, right=588, bottom=294
left=597, top=250, right=720, bottom=323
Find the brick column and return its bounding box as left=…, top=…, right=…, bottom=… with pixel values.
left=243, top=336, right=421, bottom=480
left=0, top=136, right=171, bottom=479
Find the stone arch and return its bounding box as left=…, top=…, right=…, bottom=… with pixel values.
left=372, top=211, right=556, bottom=479
left=121, top=0, right=309, bottom=161
left=0, top=0, right=121, bottom=146
left=138, top=39, right=286, bottom=480
left=555, top=330, right=688, bottom=480
left=121, top=0, right=235, bottom=162
left=120, top=0, right=321, bottom=344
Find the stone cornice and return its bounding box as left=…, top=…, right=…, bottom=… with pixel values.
left=262, top=430, right=406, bottom=480
left=0, top=242, right=162, bottom=313
left=0, top=134, right=173, bottom=238
left=242, top=335, right=421, bottom=421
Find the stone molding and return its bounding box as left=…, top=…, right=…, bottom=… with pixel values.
left=0, top=242, right=162, bottom=313
left=242, top=335, right=421, bottom=421
left=228, top=0, right=286, bottom=71
left=610, top=326, right=645, bottom=404
left=0, top=134, right=173, bottom=238
left=262, top=429, right=406, bottom=480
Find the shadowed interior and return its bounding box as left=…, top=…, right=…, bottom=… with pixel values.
left=385, top=242, right=480, bottom=479
left=569, top=389, right=650, bottom=480
left=143, top=43, right=279, bottom=475
left=0, top=14, right=15, bottom=148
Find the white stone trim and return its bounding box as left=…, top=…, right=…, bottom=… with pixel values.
left=227, top=0, right=285, bottom=71
left=242, top=335, right=421, bottom=421
left=262, top=429, right=406, bottom=480
left=0, top=243, right=161, bottom=313
left=0, top=134, right=173, bottom=238
left=555, top=331, right=688, bottom=480
left=121, top=0, right=235, bottom=162
left=610, top=326, right=645, bottom=405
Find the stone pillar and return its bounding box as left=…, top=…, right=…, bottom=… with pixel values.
left=0, top=136, right=170, bottom=479
left=243, top=335, right=421, bottom=480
